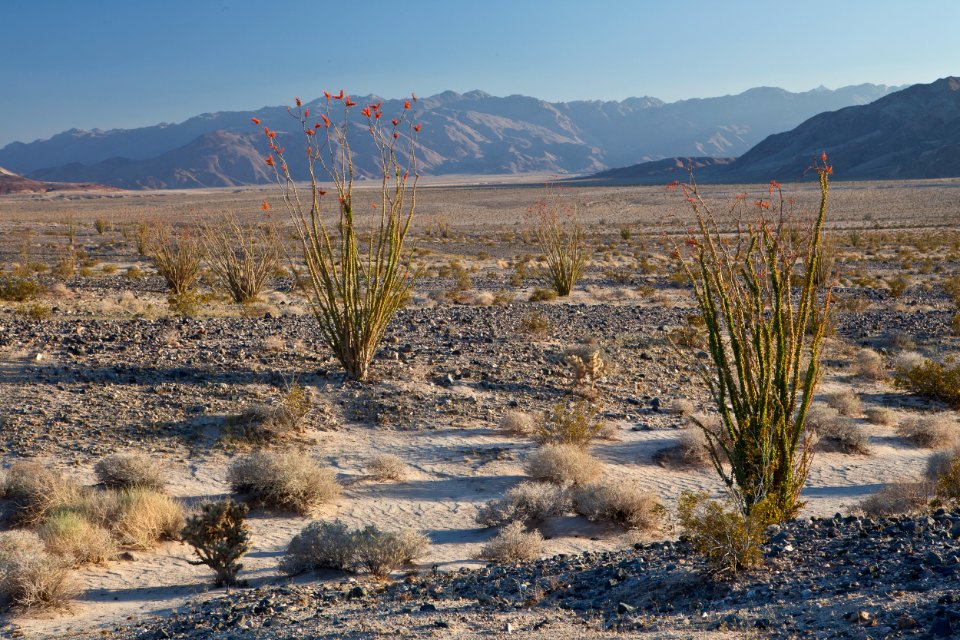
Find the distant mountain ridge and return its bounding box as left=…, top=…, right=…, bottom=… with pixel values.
left=578, top=77, right=960, bottom=184
left=0, top=84, right=898, bottom=189
left=0, top=166, right=117, bottom=195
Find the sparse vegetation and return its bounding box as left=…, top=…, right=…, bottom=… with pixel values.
left=94, top=453, right=166, bottom=491
left=894, top=356, right=960, bottom=408
left=528, top=187, right=588, bottom=296
left=896, top=415, right=959, bottom=448
left=279, top=521, right=426, bottom=577
left=859, top=482, right=931, bottom=517
left=677, top=491, right=774, bottom=577
left=150, top=224, right=204, bottom=303
left=478, top=521, right=543, bottom=563
left=366, top=454, right=409, bottom=482
left=498, top=410, right=536, bottom=436
left=0, top=531, right=75, bottom=611
left=535, top=401, right=604, bottom=448
left=202, top=216, right=279, bottom=304
left=572, top=479, right=664, bottom=531
left=228, top=450, right=341, bottom=515
left=38, top=511, right=115, bottom=567
left=524, top=444, right=602, bottom=486
left=477, top=481, right=570, bottom=528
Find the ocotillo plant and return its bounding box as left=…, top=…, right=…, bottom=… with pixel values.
left=202, top=215, right=279, bottom=304
left=671, top=155, right=834, bottom=520
left=257, top=92, right=421, bottom=381
left=528, top=186, right=588, bottom=296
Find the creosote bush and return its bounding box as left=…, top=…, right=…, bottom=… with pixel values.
left=203, top=216, right=279, bottom=304
left=228, top=450, right=341, bottom=515
left=926, top=448, right=960, bottom=502
left=677, top=491, right=775, bottom=577
left=181, top=499, right=251, bottom=587
left=572, top=479, right=664, bottom=531
left=476, top=481, right=570, bottom=528
left=0, top=531, right=75, bottom=611
left=259, top=92, right=421, bottom=382
left=94, top=453, right=166, bottom=491
left=671, top=158, right=834, bottom=519
left=498, top=410, right=536, bottom=436
left=894, top=356, right=960, bottom=408
left=478, top=521, right=543, bottom=563
left=859, top=482, right=931, bottom=517
left=535, top=401, right=604, bottom=448
left=279, top=521, right=427, bottom=577
left=524, top=444, right=602, bottom=486
left=366, top=454, right=409, bottom=482
left=528, top=187, right=588, bottom=296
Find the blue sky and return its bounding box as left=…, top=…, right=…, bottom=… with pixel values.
left=1, top=0, right=958, bottom=146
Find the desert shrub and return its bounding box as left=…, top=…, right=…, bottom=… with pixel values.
left=572, top=479, right=664, bottom=531
left=150, top=224, right=204, bottom=300
left=202, top=216, right=279, bottom=304
left=110, top=488, right=183, bottom=550
left=226, top=383, right=312, bottom=444
left=94, top=453, right=166, bottom=491
left=562, top=342, right=606, bottom=388
left=896, top=415, right=959, bottom=448
left=181, top=499, right=251, bottom=587
left=279, top=521, right=425, bottom=577
left=498, top=410, right=536, bottom=436
left=0, top=531, right=75, bottom=611
left=535, top=401, right=604, bottom=448
left=4, top=462, right=82, bottom=527
left=859, top=482, right=931, bottom=517
left=279, top=520, right=356, bottom=575
left=945, top=273, right=960, bottom=305
left=895, top=356, right=960, bottom=408
left=670, top=158, right=833, bottom=518
left=887, top=274, right=909, bottom=298
left=18, top=302, right=51, bottom=320
left=352, top=526, right=429, bottom=577
left=816, top=415, right=871, bottom=454
left=529, top=287, right=558, bottom=302
left=366, top=454, right=409, bottom=482
left=825, top=390, right=862, bottom=417
left=478, top=521, right=543, bottom=563
left=94, top=218, right=111, bottom=235
left=854, top=348, right=886, bottom=381
left=476, top=481, right=570, bottom=528
left=228, top=450, right=340, bottom=515
left=259, top=94, right=419, bottom=382
left=926, top=448, right=960, bottom=502
left=677, top=491, right=775, bottom=577
left=865, top=407, right=895, bottom=425
left=528, top=187, right=588, bottom=297
left=666, top=398, right=696, bottom=416
left=517, top=311, right=551, bottom=337
left=38, top=511, right=115, bottom=566
left=0, top=276, right=45, bottom=302
left=524, top=444, right=602, bottom=486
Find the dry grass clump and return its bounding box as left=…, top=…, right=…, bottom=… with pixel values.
left=38, top=512, right=115, bottom=566
left=498, top=410, right=536, bottom=436
left=226, top=384, right=312, bottom=444
left=0, top=531, right=75, bottom=611
left=896, top=415, right=959, bottom=448
left=366, top=454, right=409, bottom=482
left=665, top=399, right=695, bottom=416
left=478, top=521, right=544, bottom=563
left=228, top=450, right=341, bottom=515
left=94, top=453, right=166, bottom=491
left=4, top=462, right=82, bottom=527
left=535, top=401, right=604, bottom=448
left=865, top=407, right=895, bottom=425
left=476, top=481, right=570, bottom=528
left=524, top=444, right=602, bottom=486
left=854, top=348, right=886, bottom=381
left=859, top=482, right=932, bottom=517
left=655, top=427, right=712, bottom=468
left=109, top=488, right=184, bottom=550
left=572, top=479, right=664, bottom=531
left=279, top=521, right=427, bottom=577
left=824, top=390, right=862, bottom=417
left=815, top=415, right=871, bottom=455
left=926, top=448, right=960, bottom=502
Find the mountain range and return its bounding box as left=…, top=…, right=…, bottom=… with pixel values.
left=582, top=77, right=960, bottom=184
left=0, top=84, right=899, bottom=189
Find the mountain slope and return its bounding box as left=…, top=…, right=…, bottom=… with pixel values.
left=0, top=84, right=898, bottom=188
left=0, top=166, right=117, bottom=195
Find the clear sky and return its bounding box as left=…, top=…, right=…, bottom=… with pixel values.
left=2, top=0, right=958, bottom=146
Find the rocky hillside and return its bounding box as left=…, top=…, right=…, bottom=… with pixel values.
left=0, top=166, right=116, bottom=194
left=0, top=84, right=896, bottom=188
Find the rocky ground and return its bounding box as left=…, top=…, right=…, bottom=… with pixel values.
left=76, top=510, right=960, bottom=639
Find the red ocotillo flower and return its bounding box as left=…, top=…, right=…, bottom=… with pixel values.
left=323, top=90, right=331, bottom=100
left=666, top=180, right=679, bottom=191
left=320, top=114, right=330, bottom=128
left=403, top=100, right=410, bottom=110
left=265, top=155, right=275, bottom=167
left=295, top=97, right=302, bottom=107
left=821, top=151, right=828, bottom=163
left=769, top=179, right=781, bottom=193
left=412, top=93, right=417, bottom=101
left=361, top=107, right=371, bottom=118
left=335, top=90, right=344, bottom=100
left=304, top=109, right=309, bottom=118
left=318, top=189, right=327, bottom=196
left=393, top=132, right=399, bottom=139
left=755, top=200, right=770, bottom=210
left=262, top=201, right=270, bottom=211
left=251, top=117, right=261, bottom=125
left=345, top=97, right=356, bottom=107
left=391, top=119, right=399, bottom=126
left=413, top=123, right=422, bottom=132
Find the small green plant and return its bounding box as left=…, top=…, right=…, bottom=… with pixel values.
left=18, top=302, right=51, bottom=320
left=529, top=287, right=558, bottom=302
left=0, top=276, right=45, bottom=301
left=677, top=491, right=775, bottom=577
left=887, top=274, right=909, bottom=298
left=181, top=499, right=251, bottom=587
left=528, top=186, right=588, bottom=296
left=518, top=311, right=551, bottom=336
